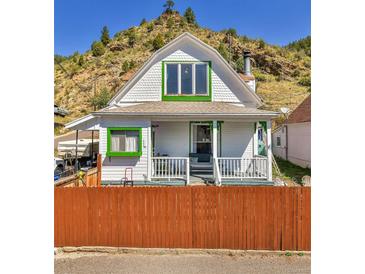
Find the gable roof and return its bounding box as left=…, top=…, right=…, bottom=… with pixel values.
left=94, top=101, right=278, bottom=118
left=287, top=95, right=311, bottom=124
left=109, top=32, right=263, bottom=107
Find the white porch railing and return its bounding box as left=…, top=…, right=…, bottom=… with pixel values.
left=216, top=157, right=268, bottom=180
left=151, top=157, right=190, bottom=184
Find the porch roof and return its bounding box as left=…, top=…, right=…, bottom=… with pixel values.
left=93, top=102, right=279, bottom=118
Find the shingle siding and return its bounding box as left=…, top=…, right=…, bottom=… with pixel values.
left=221, top=122, right=254, bottom=158
left=118, top=49, right=241, bottom=103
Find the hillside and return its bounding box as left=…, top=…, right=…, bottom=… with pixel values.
left=54, top=12, right=311, bottom=133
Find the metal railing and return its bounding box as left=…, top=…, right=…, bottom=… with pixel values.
left=216, top=157, right=268, bottom=180
left=151, top=157, right=190, bottom=184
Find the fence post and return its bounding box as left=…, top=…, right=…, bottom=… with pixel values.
left=97, top=154, right=102, bottom=187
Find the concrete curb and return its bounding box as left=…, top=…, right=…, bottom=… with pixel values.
left=56, top=246, right=310, bottom=257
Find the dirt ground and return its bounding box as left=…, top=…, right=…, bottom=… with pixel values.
left=55, top=252, right=310, bottom=274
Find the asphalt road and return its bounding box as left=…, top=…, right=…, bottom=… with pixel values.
left=55, top=252, right=310, bottom=274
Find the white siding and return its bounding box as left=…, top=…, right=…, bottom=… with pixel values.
left=118, top=47, right=247, bottom=104
left=153, top=121, right=190, bottom=157
left=287, top=122, right=311, bottom=168
left=99, top=118, right=151, bottom=183
left=221, top=122, right=254, bottom=158
left=272, top=126, right=287, bottom=160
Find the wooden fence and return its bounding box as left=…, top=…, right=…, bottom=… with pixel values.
left=54, top=186, right=311, bottom=251
left=55, top=168, right=100, bottom=188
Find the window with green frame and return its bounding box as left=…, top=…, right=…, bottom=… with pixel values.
left=106, top=127, right=142, bottom=157
left=162, top=61, right=212, bottom=101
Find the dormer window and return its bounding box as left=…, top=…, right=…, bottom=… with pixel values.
left=162, top=61, right=211, bottom=101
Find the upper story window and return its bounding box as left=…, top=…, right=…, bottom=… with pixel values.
left=163, top=61, right=211, bottom=101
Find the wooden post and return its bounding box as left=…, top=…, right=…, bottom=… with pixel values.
left=91, top=130, right=94, bottom=166
left=97, top=153, right=102, bottom=187
left=74, top=130, right=79, bottom=172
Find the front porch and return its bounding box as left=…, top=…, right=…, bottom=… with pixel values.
left=149, top=119, right=272, bottom=186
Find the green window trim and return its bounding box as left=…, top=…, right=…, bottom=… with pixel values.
left=161, top=61, right=212, bottom=101
left=106, top=127, right=143, bottom=157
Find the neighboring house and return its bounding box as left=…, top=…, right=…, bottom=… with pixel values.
left=272, top=95, right=311, bottom=168
left=66, top=32, right=278, bottom=185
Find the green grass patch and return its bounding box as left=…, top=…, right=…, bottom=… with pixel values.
left=274, top=157, right=311, bottom=184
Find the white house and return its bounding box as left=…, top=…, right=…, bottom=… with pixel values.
left=272, top=95, right=311, bottom=168
left=66, top=32, right=278, bottom=185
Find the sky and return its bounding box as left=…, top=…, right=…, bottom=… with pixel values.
left=55, top=0, right=310, bottom=56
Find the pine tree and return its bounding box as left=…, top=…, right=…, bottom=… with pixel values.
left=163, top=0, right=175, bottom=14
left=91, top=41, right=105, bottom=57
left=101, top=26, right=110, bottom=46
left=184, top=7, right=196, bottom=25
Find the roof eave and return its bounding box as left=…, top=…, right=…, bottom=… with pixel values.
left=92, top=111, right=279, bottom=118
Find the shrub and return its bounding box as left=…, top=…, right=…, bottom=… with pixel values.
left=217, top=43, right=229, bottom=61
left=101, top=26, right=110, bottom=46
left=140, top=18, right=147, bottom=26
left=147, top=23, right=154, bottom=32
left=152, top=34, right=164, bottom=50
left=258, top=39, right=266, bottom=49
left=179, top=18, right=187, bottom=28
left=226, top=28, right=238, bottom=38
left=235, top=56, right=244, bottom=73
left=292, top=69, right=300, bottom=78
left=71, top=51, right=80, bottom=63
left=184, top=7, right=196, bottom=25
left=91, top=41, right=105, bottom=57
left=167, top=17, right=174, bottom=29
left=122, top=60, right=129, bottom=72
left=89, top=87, right=112, bottom=110
left=298, top=76, right=311, bottom=87
left=129, top=60, right=136, bottom=69
left=127, top=30, right=137, bottom=47
left=240, top=35, right=249, bottom=43
left=54, top=54, right=67, bottom=64
left=78, top=55, right=85, bottom=66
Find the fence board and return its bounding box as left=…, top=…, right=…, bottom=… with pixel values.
left=54, top=186, right=311, bottom=251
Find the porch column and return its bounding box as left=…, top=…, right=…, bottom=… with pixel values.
left=212, top=120, right=218, bottom=184
left=267, top=120, right=273, bottom=181
left=253, top=122, right=258, bottom=156
left=212, top=120, right=218, bottom=159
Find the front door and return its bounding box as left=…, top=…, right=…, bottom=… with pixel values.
left=190, top=123, right=212, bottom=154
